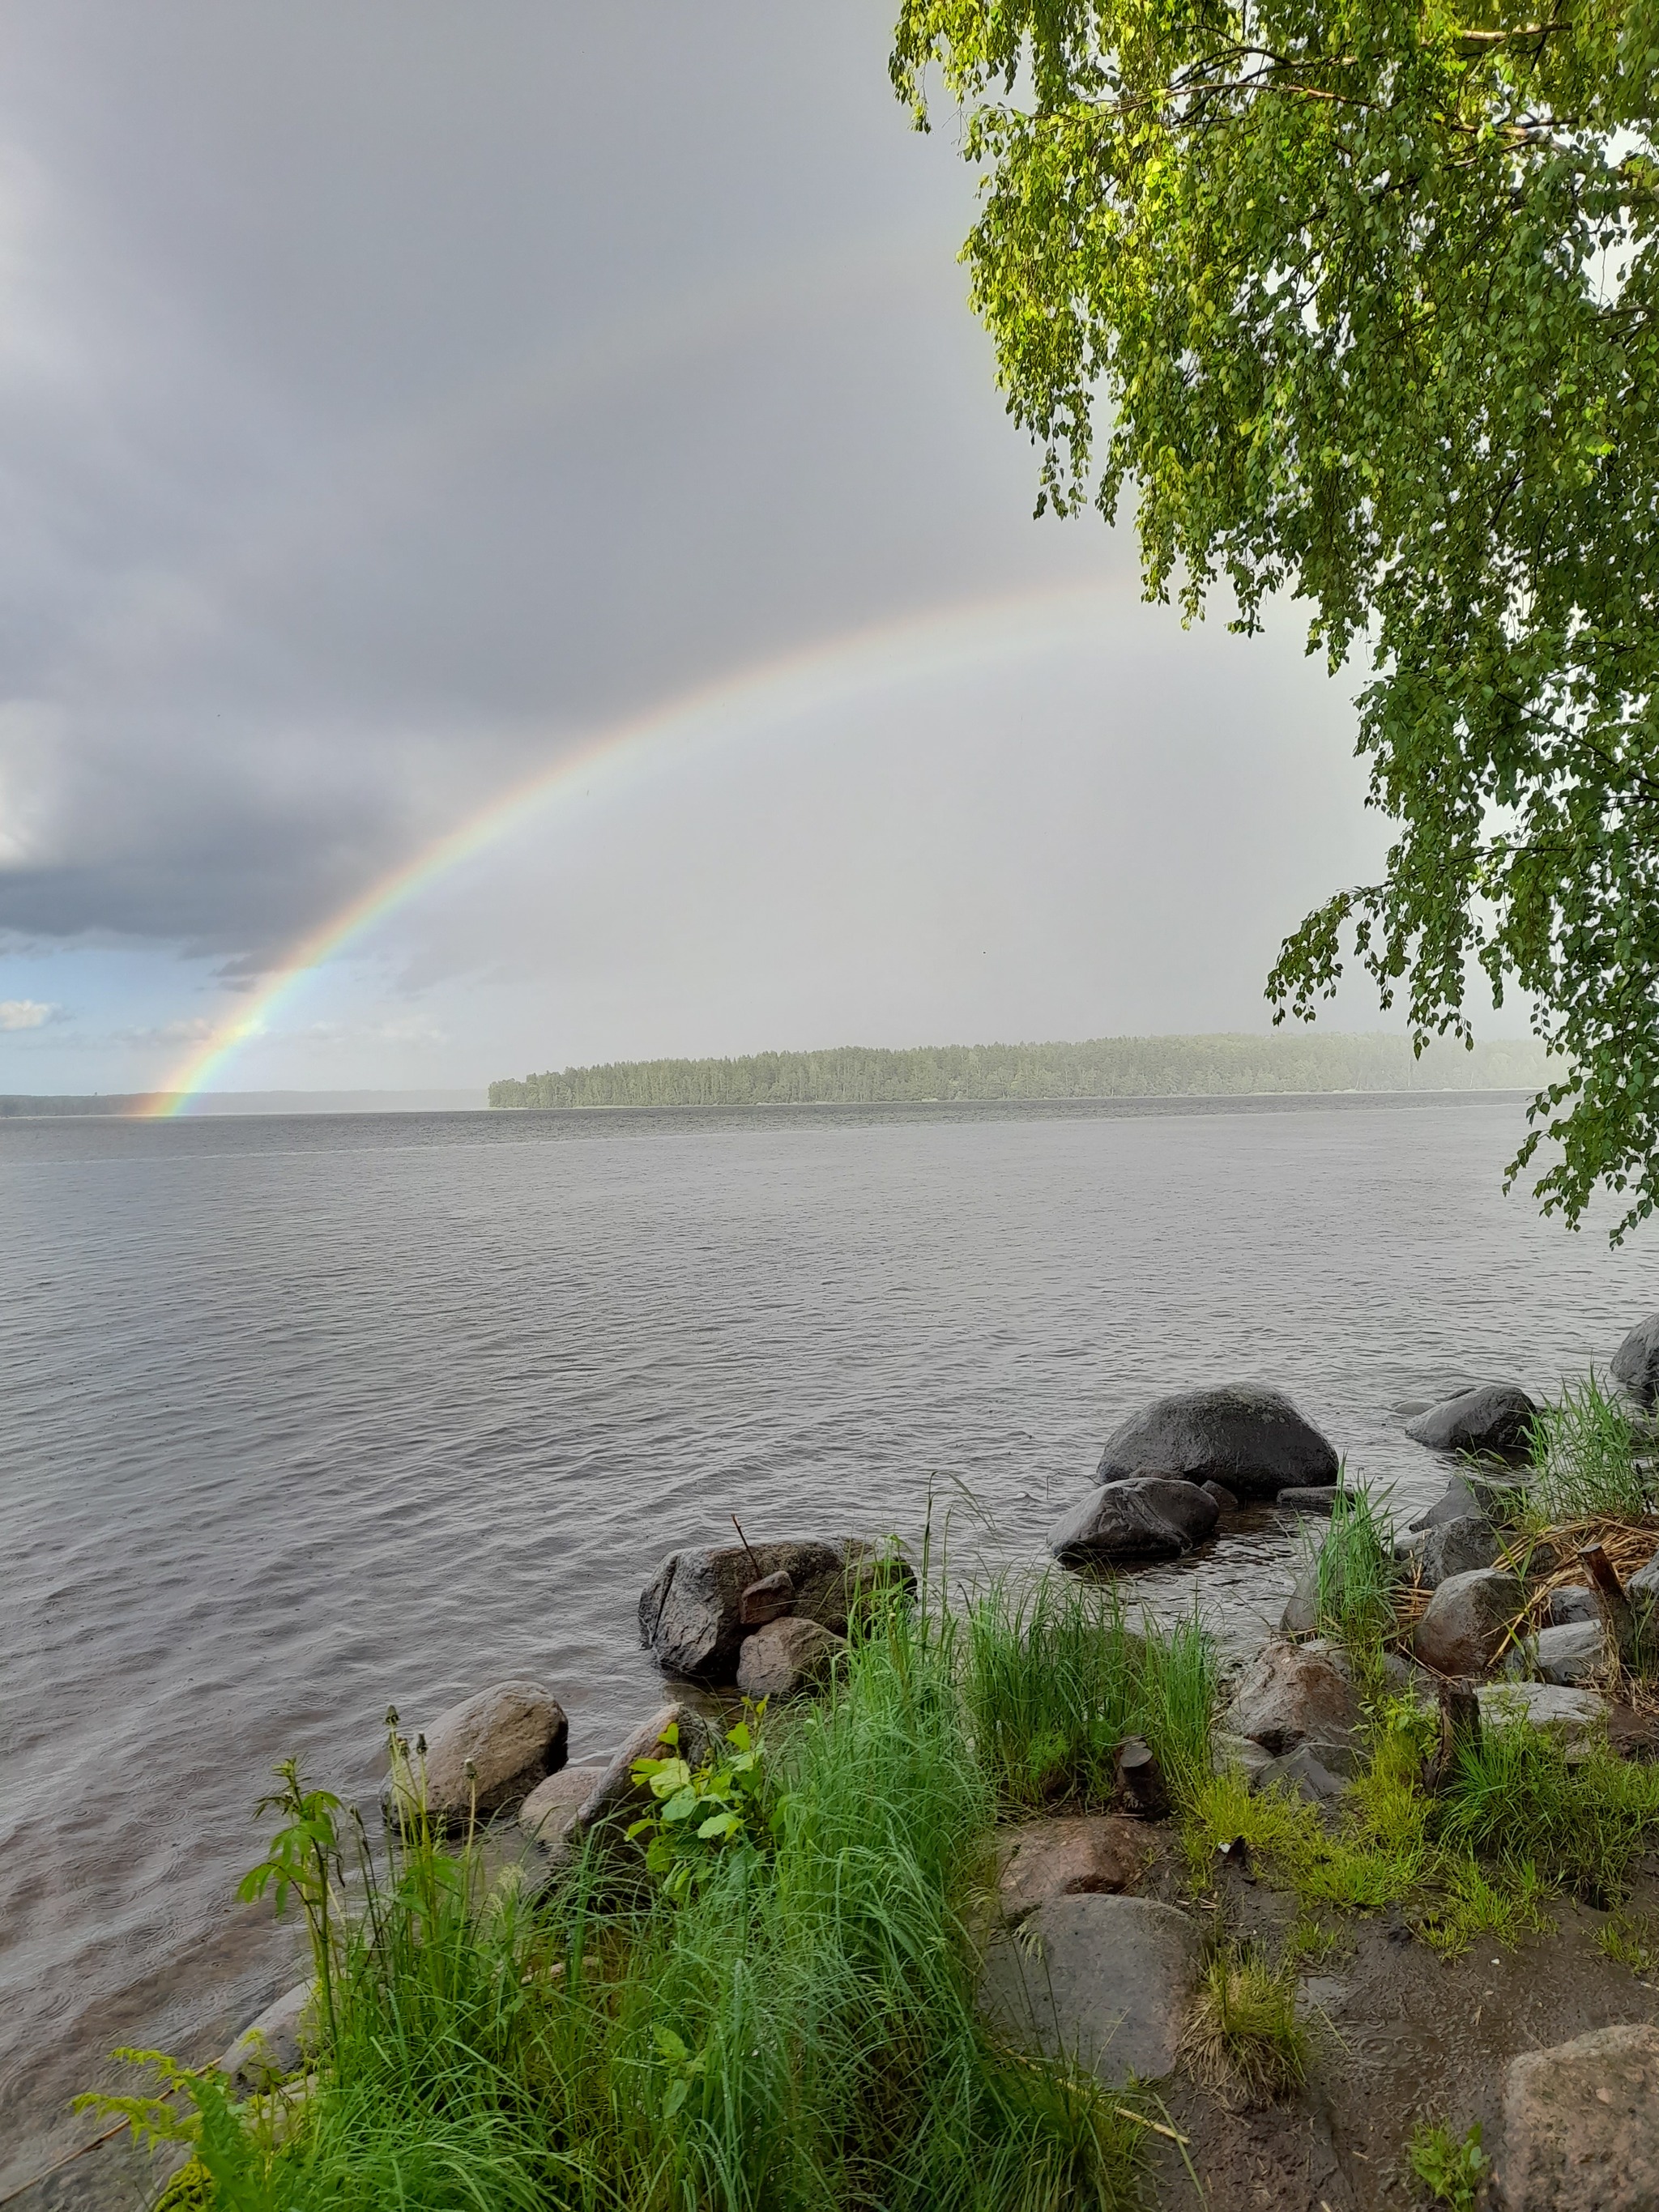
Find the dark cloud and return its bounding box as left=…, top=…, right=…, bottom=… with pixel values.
left=0, top=0, right=1120, bottom=964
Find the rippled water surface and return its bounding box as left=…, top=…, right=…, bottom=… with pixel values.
left=4, top=1095, right=1657, bottom=2196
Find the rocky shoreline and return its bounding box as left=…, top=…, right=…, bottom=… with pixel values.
left=201, top=1319, right=1659, bottom=2212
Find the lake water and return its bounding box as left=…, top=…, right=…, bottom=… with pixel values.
left=4, top=1093, right=1657, bottom=2199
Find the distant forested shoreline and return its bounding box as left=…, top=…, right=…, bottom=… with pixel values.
left=488, top=1033, right=1551, bottom=1111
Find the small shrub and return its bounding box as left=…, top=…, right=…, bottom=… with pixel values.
left=1179, top=1939, right=1308, bottom=2099
left=626, top=1711, right=781, bottom=1899
left=1406, top=2118, right=1488, bottom=2209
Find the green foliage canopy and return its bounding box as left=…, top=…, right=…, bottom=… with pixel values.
left=892, top=0, right=1659, bottom=1234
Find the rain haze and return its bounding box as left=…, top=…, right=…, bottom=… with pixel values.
left=0, top=0, right=1446, bottom=1095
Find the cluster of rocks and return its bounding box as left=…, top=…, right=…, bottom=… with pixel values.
left=1045, top=1372, right=1555, bottom=1571
left=636, top=1535, right=912, bottom=1697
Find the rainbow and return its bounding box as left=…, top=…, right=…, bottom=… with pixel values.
left=148, top=581, right=1123, bottom=1112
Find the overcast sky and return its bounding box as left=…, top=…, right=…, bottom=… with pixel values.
left=0, top=1, right=1482, bottom=1096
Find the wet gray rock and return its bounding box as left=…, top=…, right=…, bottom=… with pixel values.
left=1252, top=1742, right=1353, bottom=1803
left=1281, top=1558, right=1321, bottom=1635
left=385, top=1681, right=568, bottom=1831
left=519, top=1767, right=597, bottom=1856
left=1532, top=1620, right=1611, bottom=1687
left=639, top=1539, right=906, bottom=1683
left=216, top=1983, right=318, bottom=2093
left=1094, top=1385, right=1337, bottom=1501
left=735, top=1616, right=844, bottom=1701
left=1048, top=1477, right=1219, bottom=1565
left=1612, top=1314, right=1659, bottom=1410
left=1416, top=1514, right=1502, bottom=1589
left=1546, top=1583, right=1600, bottom=1627
left=1405, top=1382, right=1538, bottom=1460
left=1412, top=1568, right=1526, bottom=1677
left=1494, top=2022, right=1659, bottom=2210
left=998, top=1815, right=1148, bottom=1922
left=1228, top=1639, right=1359, bottom=1755
left=1475, top=1681, right=1609, bottom=1747
left=979, top=1894, right=1202, bottom=2083
left=1408, top=1474, right=1484, bottom=1531
left=1213, top=1731, right=1276, bottom=1784
left=573, top=1703, right=719, bottom=1842
left=1201, top=1480, right=1239, bottom=1512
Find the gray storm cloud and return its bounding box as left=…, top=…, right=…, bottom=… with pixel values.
left=0, top=0, right=1133, bottom=967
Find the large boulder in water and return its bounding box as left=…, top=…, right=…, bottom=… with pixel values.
left=1094, top=1385, right=1337, bottom=1501
left=1049, top=1477, right=1219, bottom=1565
left=639, top=1538, right=910, bottom=1684
left=1613, top=1314, right=1659, bottom=1409
left=383, top=1680, right=568, bottom=1831
left=1405, top=1382, right=1537, bottom=1460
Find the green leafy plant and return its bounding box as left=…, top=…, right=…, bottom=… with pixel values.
left=235, top=1758, right=345, bottom=2044
left=627, top=1711, right=781, bottom=1899
left=1407, top=2119, right=1488, bottom=2210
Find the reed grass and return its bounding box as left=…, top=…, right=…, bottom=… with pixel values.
left=960, top=1574, right=1218, bottom=1811
left=1303, top=1485, right=1405, bottom=1662
left=1520, top=1373, right=1657, bottom=1529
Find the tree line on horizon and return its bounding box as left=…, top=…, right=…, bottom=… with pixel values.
left=488, top=1033, right=1550, bottom=1111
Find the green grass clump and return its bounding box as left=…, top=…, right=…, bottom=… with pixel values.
left=1305, top=1485, right=1405, bottom=1668
left=961, top=1574, right=1218, bottom=1809
left=1520, top=1373, right=1655, bottom=1527
left=1431, top=1713, right=1659, bottom=1904
left=1189, top=1686, right=1659, bottom=1955
left=1178, top=1939, right=1308, bottom=2100
left=93, top=1600, right=1150, bottom=2212
left=1405, top=2120, right=1487, bottom=2210
left=1599, top=1906, right=1659, bottom=1975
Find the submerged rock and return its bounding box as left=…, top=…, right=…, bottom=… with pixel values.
left=1612, top=1313, right=1659, bottom=1409
left=1405, top=1382, right=1538, bottom=1460
left=734, top=1616, right=843, bottom=1701
left=638, top=1539, right=909, bottom=1683
left=1048, top=1477, right=1219, bottom=1565
left=979, top=1894, right=1202, bottom=2084
left=216, top=1983, right=318, bottom=2094
left=1252, top=1742, right=1353, bottom=1804
left=1416, top=1514, right=1502, bottom=1589
left=1495, top=2022, right=1659, bottom=2210
left=1094, top=1385, right=1337, bottom=1500
left=1277, top=1486, right=1358, bottom=1515
left=1412, top=1568, right=1525, bottom=1676
left=1201, top=1479, right=1239, bottom=1512
left=997, top=1815, right=1148, bottom=1922
left=384, top=1681, right=569, bottom=1831
left=1228, top=1638, right=1359, bottom=1756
